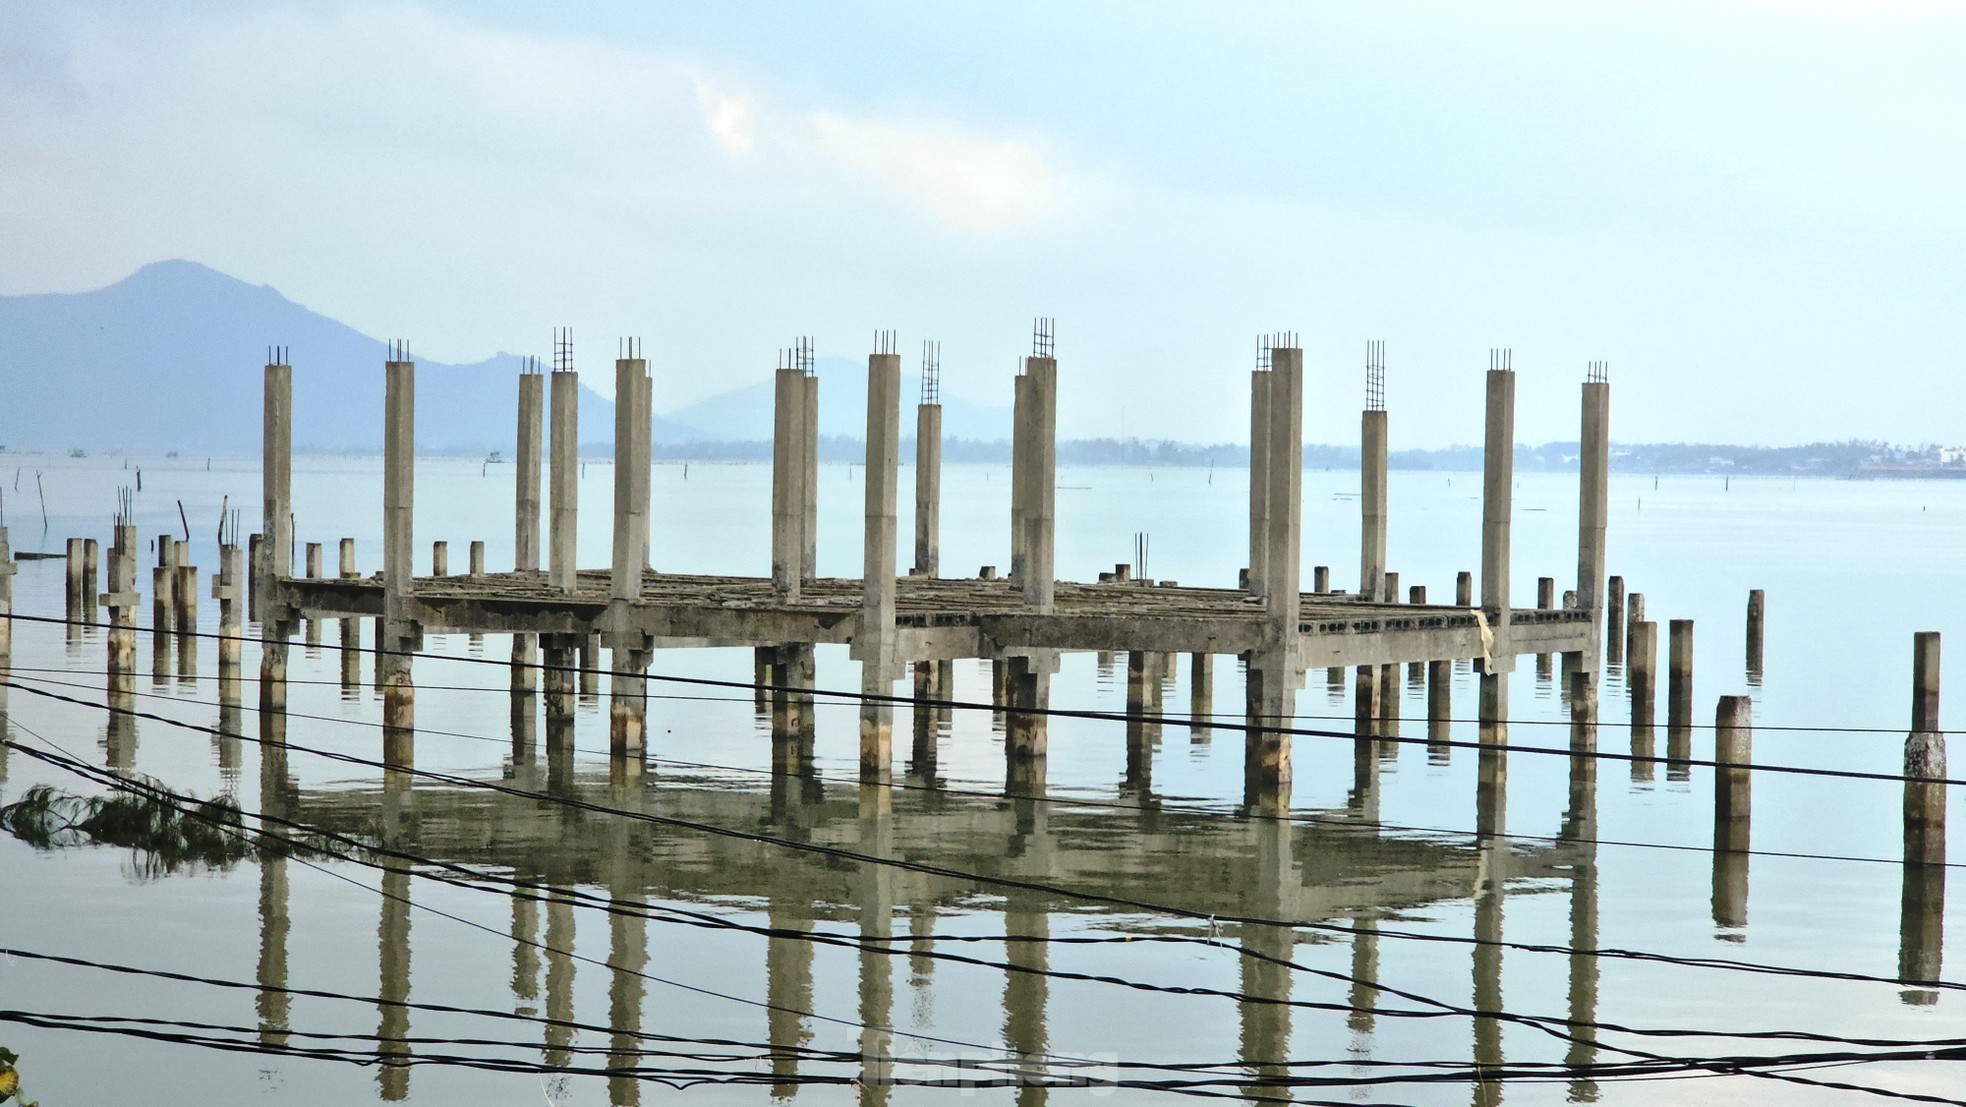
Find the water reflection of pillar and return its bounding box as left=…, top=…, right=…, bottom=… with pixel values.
left=1238, top=817, right=1293, bottom=1097
left=1004, top=791, right=1050, bottom=1107
left=377, top=866, right=412, bottom=1100
left=510, top=885, right=540, bottom=1017
left=859, top=785, right=896, bottom=1102
left=1125, top=650, right=1163, bottom=796
left=910, top=661, right=941, bottom=781
left=1471, top=768, right=1506, bottom=1107
left=256, top=786, right=290, bottom=1048
left=1561, top=704, right=1600, bottom=1103
left=608, top=874, right=648, bottom=1105
left=1348, top=910, right=1379, bottom=1039
left=544, top=891, right=576, bottom=1067
left=765, top=886, right=814, bottom=1096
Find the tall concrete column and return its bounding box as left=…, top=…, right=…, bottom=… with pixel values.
left=513, top=367, right=543, bottom=691
left=548, top=365, right=579, bottom=594
left=1248, top=343, right=1303, bottom=797
left=1009, top=372, right=1030, bottom=588
left=802, top=370, right=819, bottom=583
left=1477, top=362, right=1516, bottom=747
left=1572, top=372, right=1610, bottom=680
left=260, top=356, right=294, bottom=716
left=381, top=354, right=416, bottom=750
left=1020, top=355, right=1057, bottom=610
left=913, top=394, right=941, bottom=577
left=1247, top=368, right=1272, bottom=596
left=770, top=366, right=808, bottom=598
left=1356, top=401, right=1388, bottom=739
left=859, top=349, right=902, bottom=779
left=609, top=352, right=653, bottom=756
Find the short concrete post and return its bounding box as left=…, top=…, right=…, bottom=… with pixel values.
left=0, top=528, right=13, bottom=668
left=1456, top=571, right=1473, bottom=608
left=1667, top=619, right=1694, bottom=733
left=1377, top=571, right=1400, bottom=734
left=337, top=539, right=359, bottom=688
left=1427, top=657, right=1451, bottom=758
left=1312, top=565, right=1329, bottom=593
left=468, top=540, right=485, bottom=577
left=82, top=539, right=98, bottom=613
left=1902, top=636, right=1946, bottom=998
left=1537, top=577, right=1556, bottom=611
left=65, top=537, right=82, bottom=617
left=1407, top=585, right=1427, bottom=689
left=1629, top=620, right=1658, bottom=780
left=215, top=543, right=243, bottom=695
left=578, top=633, right=601, bottom=698
left=1190, top=653, right=1213, bottom=737
left=432, top=540, right=448, bottom=577
left=247, top=533, right=263, bottom=621
left=1625, top=592, right=1645, bottom=664
left=174, top=562, right=198, bottom=681
left=1745, top=589, right=1765, bottom=681
left=301, top=542, right=321, bottom=647
left=1606, top=576, right=1626, bottom=665
left=1713, top=695, right=1752, bottom=930
left=1906, top=632, right=1946, bottom=866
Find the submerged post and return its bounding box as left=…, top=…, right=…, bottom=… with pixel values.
left=1668, top=619, right=1694, bottom=733
left=1606, top=575, right=1626, bottom=665
left=1713, top=696, right=1752, bottom=931
left=1573, top=366, right=1610, bottom=681
left=859, top=340, right=902, bottom=779
left=1745, top=589, right=1765, bottom=680
left=1477, top=354, right=1516, bottom=748
left=380, top=348, right=417, bottom=752
left=1906, top=632, right=1946, bottom=865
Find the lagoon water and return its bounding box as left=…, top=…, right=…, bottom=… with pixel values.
left=2, top=452, right=1963, bottom=1104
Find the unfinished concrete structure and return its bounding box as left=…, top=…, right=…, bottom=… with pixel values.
left=257, top=328, right=1610, bottom=799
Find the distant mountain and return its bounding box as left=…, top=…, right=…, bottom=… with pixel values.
left=0, top=261, right=1011, bottom=454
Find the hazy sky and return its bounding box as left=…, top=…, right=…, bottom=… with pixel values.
left=4, top=1, right=1963, bottom=447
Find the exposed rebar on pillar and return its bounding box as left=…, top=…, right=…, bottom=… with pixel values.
left=548, top=340, right=578, bottom=595
left=914, top=341, right=942, bottom=578
left=1247, top=337, right=1302, bottom=804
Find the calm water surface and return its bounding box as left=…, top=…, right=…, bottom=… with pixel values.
left=2, top=454, right=1963, bottom=1104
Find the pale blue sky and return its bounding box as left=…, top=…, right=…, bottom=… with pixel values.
left=3, top=1, right=1962, bottom=446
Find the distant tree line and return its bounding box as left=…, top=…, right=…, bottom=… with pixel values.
left=648, top=436, right=1893, bottom=476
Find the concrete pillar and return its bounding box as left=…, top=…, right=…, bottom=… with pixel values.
left=1667, top=619, right=1694, bottom=733
left=105, top=525, right=138, bottom=769
left=65, top=536, right=82, bottom=617
left=1745, top=589, right=1765, bottom=679
left=1573, top=377, right=1610, bottom=679
left=611, top=354, right=651, bottom=601
left=513, top=369, right=543, bottom=690
left=914, top=399, right=941, bottom=576
left=0, top=528, right=12, bottom=671
left=1713, top=695, right=1752, bottom=930
left=1312, top=565, right=1329, bottom=593
left=381, top=355, right=416, bottom=747
left=543, top=637, right=576, bottom=752
left=428, top=540, right=445, bottom=576
left=262, top=359, right=293, bottom=593
left=1456, top=570, right=1473, bottom=608
left=801, top=371, right=818, bottom=583
left=609, top=354, right=653, bottom=756
left=1017, top=355, right=1057, bottom=610
left=1477, top=365, right=1516, bottom=745
left=1536, top=575, right=1557, bottom=680
left=859, top=349, right=902, bottom=779
left=466, top=540, right=484, bottom=577
left=1127, top=650, right=1165, bottom=793
left=215, top=543, right=244, bottom=683
left=247, top=533, right=263, bottom=621
left=1626, top=592, right=1646, bottom=664
left=1906, top=632, right=1946, bottom=865
left=770, top=367, right=807, bottom=597
left=578, top=633, right=601, bottom=699
left=1248, top=344, right=1303, bottom=795
left=1630, top=620, right=1659, bottom=780
left=1606, top=576, right=1626, bottom=665
left=1427, top=658, right=1452, bottom=758
left=174, top=563, right=198, bottom=681
left=83, top=539, right=98, bottom=615
left=1406, top=584, right=1428, bottom=689
left=1005, top=654, right=1051, bottom=768
left=1190, top=653, right=1213, bottom=737
left=549, top=366, right=579, bottom=593
left=1247, top=368, right=1271, bottom=596
left=335, top=539, right=359, bottom=688
left=1360, top=407, right=1387, bottom=604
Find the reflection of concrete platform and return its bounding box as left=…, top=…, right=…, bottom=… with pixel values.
left=286, top=768, right=1582, bottom=923
left=281, top=569, right=1591, bottom=667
